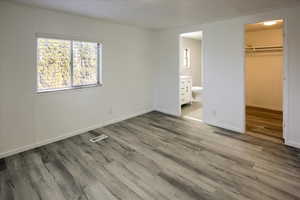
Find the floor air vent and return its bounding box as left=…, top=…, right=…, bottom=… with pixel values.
left=90, top=134, right=108, bottom=143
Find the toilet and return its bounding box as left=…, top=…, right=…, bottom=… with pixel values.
left=192, top=86, right=203, bottom=102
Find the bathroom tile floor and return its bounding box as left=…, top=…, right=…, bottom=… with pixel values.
left=181, top=101, right=202, bottom=121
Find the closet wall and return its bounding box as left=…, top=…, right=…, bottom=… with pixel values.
left=245, top=28, right=283, bottom=111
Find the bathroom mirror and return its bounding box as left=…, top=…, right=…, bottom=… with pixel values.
left=183, top=48, right=191, bottom=68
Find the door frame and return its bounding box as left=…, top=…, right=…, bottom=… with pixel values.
left=178, top=31, right=204, bottom=117
left=243, top=19, right=288, bottom=140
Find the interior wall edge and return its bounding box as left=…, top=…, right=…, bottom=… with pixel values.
left=203, top=119, right=244, bottom=134
left=154, top=106, right=181, bottom=117
left=285, top=140, right=300, bottom=149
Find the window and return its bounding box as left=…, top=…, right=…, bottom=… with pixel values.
left=37, top=37, right=101, bottom=92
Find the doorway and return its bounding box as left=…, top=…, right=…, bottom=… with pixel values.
left=244, top=20, right=285, bottom=143
left=179, top=31, right=203, bottom=122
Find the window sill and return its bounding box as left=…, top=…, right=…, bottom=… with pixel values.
left=36, top=83, right=103, bottom=94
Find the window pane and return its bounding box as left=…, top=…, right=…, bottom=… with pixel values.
left=73, top=41, right=98, bottom=86
left=37, top=38, right=71, bottom=90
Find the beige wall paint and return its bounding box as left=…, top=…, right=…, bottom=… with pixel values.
left=180, top=38, right=202, bottom=86
left=246, top=29, right=283, bottom=47
left=245, top=28, right=283, bottom=111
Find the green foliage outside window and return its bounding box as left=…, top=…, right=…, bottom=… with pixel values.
left=73, top=41, right=98, bottom=86
left=37, top=38, right=71, bottom=90
left=37, top=37, right=100, bottom=92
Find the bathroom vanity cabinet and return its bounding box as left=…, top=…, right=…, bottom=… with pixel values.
left=180, top=76, right=192, bottom=105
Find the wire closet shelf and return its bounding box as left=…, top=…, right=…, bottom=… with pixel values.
left=245, top=46, right=283, bottom=53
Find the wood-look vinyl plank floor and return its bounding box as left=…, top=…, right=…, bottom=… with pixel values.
left=246, top=106, right=283, bottom=140
left=1, top=111, right=300, bottom=200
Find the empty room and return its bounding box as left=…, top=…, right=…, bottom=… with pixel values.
left=1, top=0, right=300, bottom=200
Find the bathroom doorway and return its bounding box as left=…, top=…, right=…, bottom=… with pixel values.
left=179, top=31, right=203, bottom=122
left=244, top=19, right=285, bottom=143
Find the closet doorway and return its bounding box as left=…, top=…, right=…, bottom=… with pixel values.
left=245, top=19, right=285, bottom=143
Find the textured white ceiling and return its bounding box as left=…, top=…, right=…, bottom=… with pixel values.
left=8, top=0, right=300, bottom=29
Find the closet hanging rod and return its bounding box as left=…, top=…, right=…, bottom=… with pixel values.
left=245, top=46, right=282, bottom=49
left=245, top=46, right=283, bottom=53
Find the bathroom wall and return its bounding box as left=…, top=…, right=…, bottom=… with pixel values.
left=245, top=28, right=283, bottom=111
left=180, top=37, right=202, bottom=86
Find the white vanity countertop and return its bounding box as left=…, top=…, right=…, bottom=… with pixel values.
left=180, top=75, right=192, bottom=79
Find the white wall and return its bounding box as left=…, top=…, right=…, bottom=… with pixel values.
left=154, top=6, right=300, bottom=148
left=180, top=38, right=202, bottom=86
left=245, top=29, right=283, bottom=111
left=1, top=2, right=300, bottom=157
left=0, top=2, right=155, bottom=158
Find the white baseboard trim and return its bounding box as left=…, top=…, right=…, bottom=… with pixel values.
left=0, top=108, right=153, bottom=159
left=156, top=107, right=244, bottom=133
left=285, top=140, right=300, bottom=149
left=204, top=119, right=244, bottom=133
left=155, top=107, right=180, bottom=117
